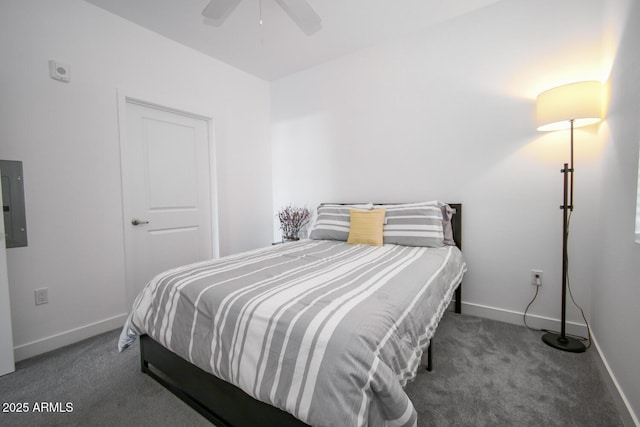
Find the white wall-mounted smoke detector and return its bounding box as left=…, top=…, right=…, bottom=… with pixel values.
left=49, top=60, right=70, bottom=82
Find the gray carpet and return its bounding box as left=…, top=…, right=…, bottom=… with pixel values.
left=405, top=314, right=623, bottom=427
left=0, top=313, right=624, bottom=426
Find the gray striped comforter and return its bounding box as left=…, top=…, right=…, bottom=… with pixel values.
left=119, top=240, right=466, bottom=427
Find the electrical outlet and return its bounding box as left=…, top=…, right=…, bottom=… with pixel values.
left=531, top=270, right=543, bottom=286
left=34, top=288, right=48, bottom=305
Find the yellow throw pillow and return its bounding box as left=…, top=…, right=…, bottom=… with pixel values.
left=347, top=208, right=386, bottom=246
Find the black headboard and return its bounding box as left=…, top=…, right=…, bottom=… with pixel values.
left=448, top=203, right=462, bottom=251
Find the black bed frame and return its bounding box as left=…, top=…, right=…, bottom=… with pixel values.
left=140, top=203, right=463, bottom=426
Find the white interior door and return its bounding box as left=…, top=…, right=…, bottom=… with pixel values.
left=0, top=173, right=15, bottom=376
left=121, top=100, right=216, bottom=305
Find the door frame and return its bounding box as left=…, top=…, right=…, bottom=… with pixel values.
left=0, top=166, right=15, bottom=376
left=117, top=89, right=220, bottom=307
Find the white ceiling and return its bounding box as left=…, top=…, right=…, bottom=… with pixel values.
left=85, top=0, right=502, bottom=81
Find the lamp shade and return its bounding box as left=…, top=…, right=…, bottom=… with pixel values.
left=536, top=81, right=603, bottom=131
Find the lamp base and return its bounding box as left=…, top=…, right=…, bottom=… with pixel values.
left=542, top=332, right=586, bottom=353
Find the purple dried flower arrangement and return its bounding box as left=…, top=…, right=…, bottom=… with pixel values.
left=277, top=205, right=310, bottom=241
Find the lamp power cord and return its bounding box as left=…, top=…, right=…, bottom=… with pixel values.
left=523, top=211, right=592, bottom=349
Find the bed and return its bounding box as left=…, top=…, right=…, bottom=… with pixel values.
left=119, top=202, right=465, bottom=427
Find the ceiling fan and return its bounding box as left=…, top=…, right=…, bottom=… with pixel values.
left=202, top=0, right=322, bottom=35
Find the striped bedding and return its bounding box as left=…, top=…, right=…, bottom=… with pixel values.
left=119, top=239, right=466, bottom=427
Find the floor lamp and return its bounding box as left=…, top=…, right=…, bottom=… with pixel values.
left=535, top=81, right=603, bottom=353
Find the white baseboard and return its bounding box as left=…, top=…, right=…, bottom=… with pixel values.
left=458, top=300, right=588, bottom=337
left=455, top=300, right=638, bottom=426
left=590, top=334, right=640, bottom=427
left=13, top=313, right=128, bottom=362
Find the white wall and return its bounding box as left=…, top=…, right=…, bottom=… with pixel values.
left=594, top=0, right=640, bottom=423
left=272, top=0, right=606, bottom=334
left=0, top=0, right=272, bottom=359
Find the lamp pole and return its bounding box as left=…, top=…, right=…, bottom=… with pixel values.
left=569, top=119, right=574, bottom=211
left=541, top=120, right=585, bottom=353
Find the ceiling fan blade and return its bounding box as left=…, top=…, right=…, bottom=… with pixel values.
left=274, top=0, right=322, bottom=35
left=202, top=0, right=242, bottom=26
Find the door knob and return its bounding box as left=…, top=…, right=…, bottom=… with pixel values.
left=131, top=218, right=150, bottom=226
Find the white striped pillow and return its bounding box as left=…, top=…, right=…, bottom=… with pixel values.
left=377, top=202, right=445, bottom=247
left=309, top=203, right=373, bottom=241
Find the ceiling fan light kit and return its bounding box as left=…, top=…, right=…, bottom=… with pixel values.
left=202, top=0, right=322, bottom=35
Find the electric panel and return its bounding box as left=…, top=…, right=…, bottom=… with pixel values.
left=0, top=160, right=28, bottom=248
